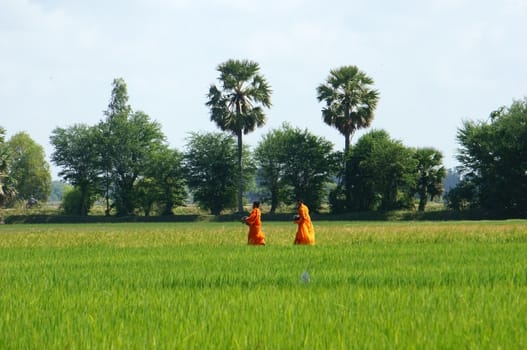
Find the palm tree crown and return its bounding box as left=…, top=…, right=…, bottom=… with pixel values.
left=207, top=59, right=271, bottom=137
left=317, top=65, right=379, bottom=154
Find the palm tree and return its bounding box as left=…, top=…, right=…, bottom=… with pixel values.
left=413, top=147, right=446, bottom=212
left=317, top=66, right=379, bottom=207
left=317, top=65, right=379, bottom=156
left=206, top=59, right=272, bottom=213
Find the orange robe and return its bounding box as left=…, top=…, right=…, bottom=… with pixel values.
left=245, top=208, right=266, bottom=245
left=294, top=203, right=315, bottom=245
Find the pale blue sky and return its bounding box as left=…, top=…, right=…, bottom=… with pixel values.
left=2, top=0, right=526, bottom=178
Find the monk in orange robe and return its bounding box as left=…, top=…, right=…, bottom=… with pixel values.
left=293, top=199, right=315, bottom=245
left=243, top=201, right=266, bottom=245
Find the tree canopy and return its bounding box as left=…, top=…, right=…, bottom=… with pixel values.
left=7, top=132, right=52, bottom=204
left=184, top=132, right=254, bottom=215
left=454, top=98, right=527, bottom=214
left=100, top=79, right=166, bottom=216
left=50, top=124, right=101, bottom=215
left=0, top=127, right=16, bottom=206
left=346, top=130, right=417, bottom=211
left=317, top=65, right=379, bottom=155
left=412, top=147, right=446, bottom=212
left=255, top=123, right=337, bottom=212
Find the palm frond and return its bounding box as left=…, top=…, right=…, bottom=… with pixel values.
left=317, top=65, right=379, bottom=143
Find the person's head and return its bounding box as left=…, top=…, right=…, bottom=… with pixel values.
left=253, top=201, right=260, bottom=209
left=296, top=198, right=303, bottom=207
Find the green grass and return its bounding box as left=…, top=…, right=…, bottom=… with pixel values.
left=1, top=221, right=527, bottom=349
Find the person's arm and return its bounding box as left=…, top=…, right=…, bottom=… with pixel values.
left=245, top=209, right=257, bottom=225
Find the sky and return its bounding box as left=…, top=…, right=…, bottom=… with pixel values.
left=2, top=0, right=526, bottom=179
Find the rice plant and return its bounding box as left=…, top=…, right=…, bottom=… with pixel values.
left=1, top=221, right=526, bottom=349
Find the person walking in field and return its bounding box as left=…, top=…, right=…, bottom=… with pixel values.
left=293, top=199, right=315, bottom=245
left=243, top=201, right=266, bottom=245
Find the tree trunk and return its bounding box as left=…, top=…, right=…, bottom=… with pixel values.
left=104, top=171, right=111, bottom=216
left=344, top=133, right=350, bottom=157
left=80, top=185, right=88, bottom=216
left=344, top=132, right=352, bottom=206
left=237, top=132, right=244, bottom=213
left=270, top=186, right=278, bottom=214
left=418, top=194, right=427, bottom=212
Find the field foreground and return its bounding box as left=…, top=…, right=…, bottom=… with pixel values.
left=1, top=220, right=526, bottom=349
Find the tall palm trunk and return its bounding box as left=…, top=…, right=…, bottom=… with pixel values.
left=344, top=128, right=354, bottom=205
left=237, top=132, right=244, bottom=213
left=344, top=133, right=351, bottom=157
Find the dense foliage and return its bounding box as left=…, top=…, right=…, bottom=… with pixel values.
left=6, top=132, right=51, bottom=204
left=255, top=123, right=338, bottom=212
left=413, top=147, right=446, bottom=212
left=0, top=127, right=16, bottom=206
left=184, top=132, right=254, bottom=215
left=50, top=124, right=101, bottom=215
left=50, top=79, right=185, bottom=216
left=450, top=98, right=527, bottom=214
left=100, top=79, right=167, bottom=216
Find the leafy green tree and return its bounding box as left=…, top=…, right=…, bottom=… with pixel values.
left=254, top=128, right=289, bottom=213
left=134, top=177, right=161, bottom=216
left=99, top=78, right=133, bottom=215
left=317, top=65, right=379, bottom=208
left=7, top=132, right=52, bottom=204
left=349, top=130, right=416, bottom=211
left=108, top=111, right=165, bottom=216
left=280, top=124, right=337, bottom=211
left=0, top=127, right=17, bottom=207
left=363, top=136, right=416, bottom=211
left=344, top=130, right=385, bottom=211
left=455, top=98, right=527, bottom=213
left=99, top=78, right=166, bottom=216
left=444, top=179, right=477, bottom=211
left=155, top=147, right=187, bottom=216
left=51, top=79, right=171, bottom=217
left=50, top=124, right=101, bottom=215
left=255, top=123, right=337, bottom=212
left=206, top=59, right=272, bottom=213
left=61, top=187, right=86, bottom=215
left=412, top=147, right=446, bottom=211
left=184, top=132, right=255, bottom=215
left=138, top=146, right=187, bottom=216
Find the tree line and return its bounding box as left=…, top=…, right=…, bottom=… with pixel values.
left=1, top=59, right=526, bottom=217
left=446, top=98, right=527, bottom=215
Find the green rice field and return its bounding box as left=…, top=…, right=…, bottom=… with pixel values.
left=1, top=220, right=526, bottom=349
